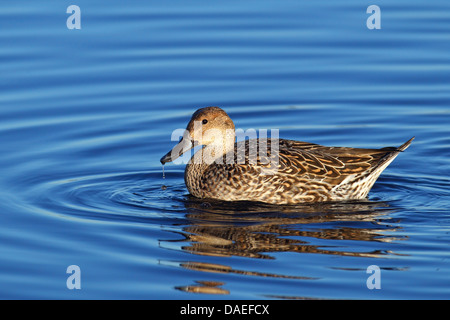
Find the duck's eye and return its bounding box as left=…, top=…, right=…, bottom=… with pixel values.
left=202, top=119, right=208, bottom=125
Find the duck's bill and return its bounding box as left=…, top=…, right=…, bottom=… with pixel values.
left=160, top=137, right=194, bottom=164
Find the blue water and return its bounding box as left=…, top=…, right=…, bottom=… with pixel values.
left=1, top=0, right=449, bottom=299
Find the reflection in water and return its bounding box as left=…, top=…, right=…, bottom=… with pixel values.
left=166, top=197, right=408, bottom=295
left=173, top=261, right=317, bottom=295
left=173, top=197, right=406, bottom=259
left=176, top=280, right=230, bottom=295
left=179, top=261, right=317, bottom=280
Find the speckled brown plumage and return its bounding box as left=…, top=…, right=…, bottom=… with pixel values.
left=161, top=107, right=414, bottom=204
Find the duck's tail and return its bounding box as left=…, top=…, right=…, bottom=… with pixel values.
left=373, top=136, right=415, bottom=173
left=397, top=136, right=415, bottom=152
left=348, top=137, right=415, bottom=199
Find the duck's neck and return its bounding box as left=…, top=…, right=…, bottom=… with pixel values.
left=192, top=132, right=236, bottom=165
left=185, top=134, right=235, bottom=197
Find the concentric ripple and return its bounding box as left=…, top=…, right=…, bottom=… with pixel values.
left=24, top=170, right=190, bottom=223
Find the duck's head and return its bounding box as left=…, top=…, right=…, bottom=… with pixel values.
left=160, top=106, right=235, bottom=164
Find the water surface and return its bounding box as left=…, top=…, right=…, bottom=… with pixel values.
left=0, top=0, right=449, bottom=299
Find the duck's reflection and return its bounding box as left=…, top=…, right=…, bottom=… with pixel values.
left=175, top=280, right=230, bottom=295
left=167, top=197, right=407, bottom=295
left=171, top=197, right=406, bottom=259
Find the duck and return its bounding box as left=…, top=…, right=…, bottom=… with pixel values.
left=160, top=106, right=414, bottom=204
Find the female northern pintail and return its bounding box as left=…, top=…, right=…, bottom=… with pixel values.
left=160, top=107, right=414, bottom=204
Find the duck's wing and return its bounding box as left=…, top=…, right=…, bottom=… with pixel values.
left=218, top=137, right=413, bottom=179
left=273, top=137, right=414, bottom=179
